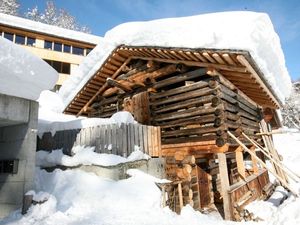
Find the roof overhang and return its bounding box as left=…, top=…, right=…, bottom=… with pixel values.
left=64, top=45, right=282, bottom=115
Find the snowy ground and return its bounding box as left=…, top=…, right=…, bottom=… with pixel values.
left=1, top=130, right=300, bottom=225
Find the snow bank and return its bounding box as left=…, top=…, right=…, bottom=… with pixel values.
left=0, top=168, right=227, bottom=225
left=36, top=145, right=150, bottom=167
left=0, top=37, right=58, bottom=100
left=0, top=13, right=101, bottom=45
left=59, top=11, right=291, bottom=109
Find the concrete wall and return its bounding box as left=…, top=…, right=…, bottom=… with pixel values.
left=0, top=94, right=38, bottom=218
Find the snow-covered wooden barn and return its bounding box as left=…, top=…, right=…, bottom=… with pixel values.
left=59, top=12, right=292, bottom=220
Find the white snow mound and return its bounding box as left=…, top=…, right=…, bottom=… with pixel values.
left=0, top=37, right=58, bottom=100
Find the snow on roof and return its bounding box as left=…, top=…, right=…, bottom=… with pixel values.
left=0, top=37, right=58, bottom=100
left=0, top=13, right=102, bottom=45
left=59, top=11, right=292, bottom=110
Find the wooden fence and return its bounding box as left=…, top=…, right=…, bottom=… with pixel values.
left=37, top=123, right=161, bottom=157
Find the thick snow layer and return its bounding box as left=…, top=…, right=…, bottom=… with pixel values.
left=38, top=110, right=136, bottom=137
left=0, top=13, right=101, bottom=45
left=2, top=131, right=300, bottom=225
left=59, top=11, right=291, bottom=110
left=0, top=37, right=58, bottom=100
left=0, top=169, right=229, bottom=225
left=105, top=11, right=291, bottom=104
left=36, top=145, right=150, bottom=167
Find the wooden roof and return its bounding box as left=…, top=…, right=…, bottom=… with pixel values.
left=64, top=45, right=281, bottom=115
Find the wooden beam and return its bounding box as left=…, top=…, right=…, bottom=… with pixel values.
left=228, top=131, right=299, bottom=197
left=235, top=146, right=246, bottom=179
left=130, top=56, right=248, bottom=73
left=76, top=57, right=132, bottom=116
left=106, top=78, right=133, bottom=92
left=236, top=55, right=280, bottom=108
left=218, top=153, right=233, bottom=220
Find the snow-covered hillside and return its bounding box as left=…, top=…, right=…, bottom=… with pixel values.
left=0, top=37, right=58, bottom=100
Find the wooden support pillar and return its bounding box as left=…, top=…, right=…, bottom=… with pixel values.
left=235, top=146, right=246, bottom=179
left=250, top=146, right=259, bottom=175
left=217, top=153, right=232, bottom=220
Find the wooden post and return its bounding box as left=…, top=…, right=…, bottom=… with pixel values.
left=250, top=146, right=259, bottom=175
left=235, top=146, right=246, bottom=179
left=217, top=153, right=232, bottom=220
left=178, top=182, right=184, bottom=211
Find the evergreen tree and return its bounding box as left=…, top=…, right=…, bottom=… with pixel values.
left=24, top=1, right=91, bottom=33
left=0, top=0, right=20, bottom=15
left=281, top=82, right=300, bottom=129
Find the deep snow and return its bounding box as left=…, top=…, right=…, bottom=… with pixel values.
left=0, top=38, right=58, bottom=100
left=59, top=11, right=291, bottom=110
left=1, top=130, right=300, bottom=225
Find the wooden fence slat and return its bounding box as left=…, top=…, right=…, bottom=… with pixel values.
left=148, top=126, right=153, bottom=156
left=111, top=124, right=117, bottom=155
left=143, top=125, right=148, bottom=155
left=134, top=124, right=139, bottom=147
left=138, top=125, right=144, bottom=153
left=130, top=123, right=135, bottom=153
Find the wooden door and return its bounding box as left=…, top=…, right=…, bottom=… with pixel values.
left=197, top=165, right=211, bottom=208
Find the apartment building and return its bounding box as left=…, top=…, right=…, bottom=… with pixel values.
left=0, top=13, right=101, bottom=90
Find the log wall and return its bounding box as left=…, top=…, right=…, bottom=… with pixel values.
left=90, top=60, right=263, bottom=148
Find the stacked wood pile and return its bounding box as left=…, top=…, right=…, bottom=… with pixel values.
left=88, top=59, right=263, bottom=148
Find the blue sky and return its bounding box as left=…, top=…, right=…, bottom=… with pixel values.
left=19, top=0, right=300, bottom=81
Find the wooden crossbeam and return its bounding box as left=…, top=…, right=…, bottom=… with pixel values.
left=228, top=131, right=299, bottom=197
left=76, top=57, right=132, bottom=116
left=242, top=132, right=300, bottom=182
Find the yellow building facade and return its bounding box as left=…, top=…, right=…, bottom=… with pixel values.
left=0, top=13, right=101, bottom=90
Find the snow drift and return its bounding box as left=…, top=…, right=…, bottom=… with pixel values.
left=0, top=37, right=58, bottom=100
left=59, top=11, right=291, bottom=110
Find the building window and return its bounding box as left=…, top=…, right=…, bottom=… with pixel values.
left=3, top=32, right=13, bottom=41
left=26, top=37, right=36, bottom=46
left=72, top=46, right=84, bottom=55
left=63, top=44, right=71, bottom=53
left=44, top=40, right=53, bottom=50
left=15, top=34, right=25, bottom=45
left=62, top=62, right=70, bottom=74
left=44, top=59, right=71, bottom=74
left=86, top=48, right=92, bottom=55
left=54, top=42, right=62, bottom=52
left=0, top=159, right=19, bottom=174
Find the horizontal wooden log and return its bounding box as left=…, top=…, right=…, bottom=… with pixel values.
left=162, top=135, right=218, bottom=145
left=154, top=114, right=216, bottom=128
left=240, top=117, right=260, bottom=128
left=153, top=95, right=215, bottom=114
left=235, top=101, right=258, bottom=117
left=150, top=80, right=210, bottom=99
left=162, top=125, right=225, bottom=138
left=153, top=68, right=207, bottom=89
left=153, top=105, right=217, bottom=122
left=150, top=87, right=217, bottom=106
